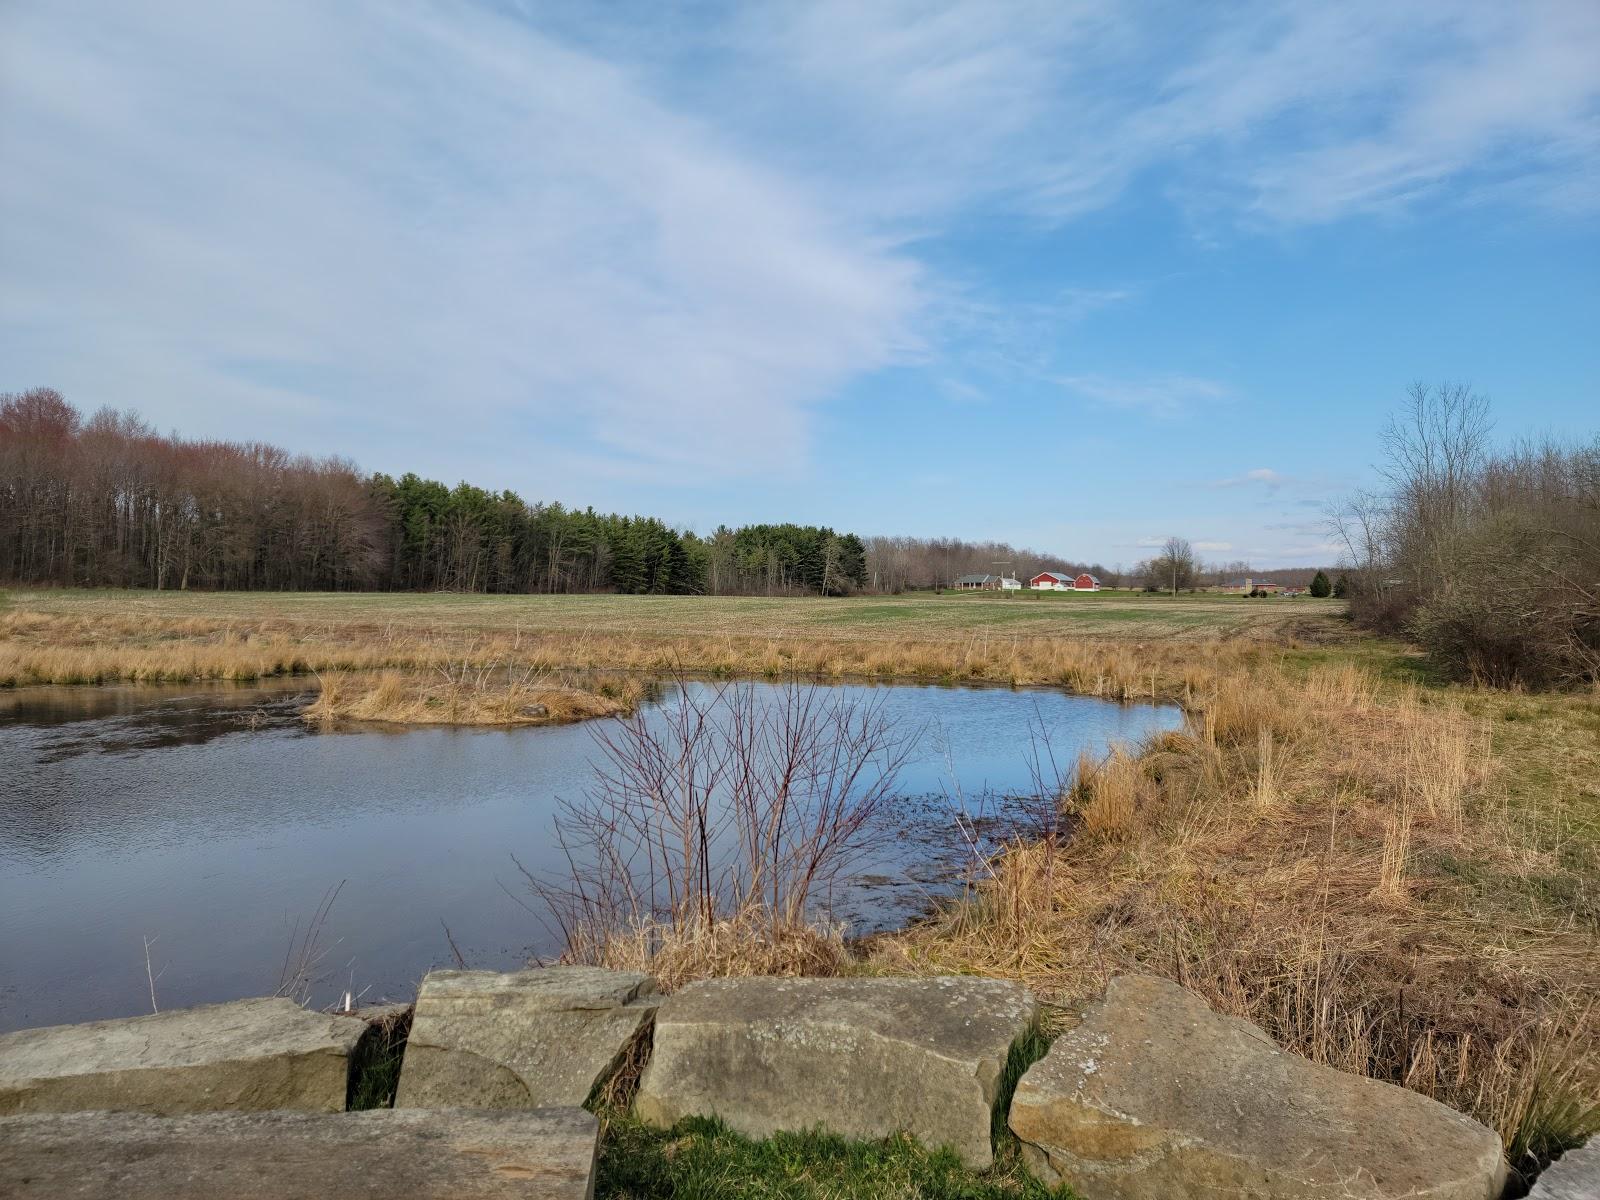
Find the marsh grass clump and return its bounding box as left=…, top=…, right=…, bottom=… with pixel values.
left=1063, top=747, right=1149, bottom=844
left=565, top=909, right=853, bottom=994
left=302, top=664, right=640, bottom=727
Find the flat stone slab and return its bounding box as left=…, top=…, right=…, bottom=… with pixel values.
left=634, top=975, right=1039, bottom=1168
left=0, top=997, right=363, bottom=1115
left=1529, top=1138, right=1599, bottom=1200
left=396, top=966, right=658, bottom=1109
left=0, top=1107, right=598, bottom=1199
left=1009, top=975, right=1507, bottom=1200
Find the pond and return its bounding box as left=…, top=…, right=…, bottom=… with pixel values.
left=0, top=677, right=1182, bottom=1032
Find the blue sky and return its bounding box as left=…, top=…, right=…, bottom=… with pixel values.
left=1, top=1, right=1596, bottom=567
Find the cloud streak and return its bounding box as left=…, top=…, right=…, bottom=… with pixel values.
left=1059, top=373, right=1230, bottom=418
left=1209, top=468, right=1288, bottom=491
left=704, top=1, right=1600, bottom=227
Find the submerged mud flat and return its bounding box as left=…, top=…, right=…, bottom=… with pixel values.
left=0, top=678, right=1180, bottom=1032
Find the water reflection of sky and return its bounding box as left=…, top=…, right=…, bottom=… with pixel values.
left=0, top=678, right=1180, bottom=1031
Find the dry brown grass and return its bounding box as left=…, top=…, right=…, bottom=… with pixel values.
left=558, top=910, right=853, bottom=993
left=0, top=604, right=1270, bottom=700
left=2, top=585, right=1341, bottom=643
left=303, top=666, right=641, bottom=727
left=869, top=663, right=1600, bottom=1166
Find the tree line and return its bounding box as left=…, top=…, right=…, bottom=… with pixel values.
left=1121, top=539, right=1325, bottom=594
left=861, top=535, right=1323, bottom=595
left=1331, top=383, right=1599, bottom=688
left=0, top=390, right=868, bottom=596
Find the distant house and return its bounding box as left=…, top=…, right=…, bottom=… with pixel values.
left=1224, top=577, right=1284, bottom=595
left=955, top=573, right=999, bottom=590
left=1030, top=571, right=1101, bottom=591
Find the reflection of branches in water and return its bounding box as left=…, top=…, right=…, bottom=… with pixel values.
left=927, top=701, right=1118, bottom=951
left=524, top=675, right=916, bottom=960
left=1022, top=700, right=1078, bottom=839
left=275, top=880, right=346, bottom=1006
left=933, top=717, right=995, bottom=888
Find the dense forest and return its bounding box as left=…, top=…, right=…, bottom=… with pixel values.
left=0, top=389, right=868, bottom=596
left=0, top=388, right=1326, bottom=598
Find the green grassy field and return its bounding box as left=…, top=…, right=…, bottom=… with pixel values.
left=2, top=586, right=1345, bottom=643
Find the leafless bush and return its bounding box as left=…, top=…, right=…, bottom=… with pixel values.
left=526, top=678, right=915, bottom=967
left=1334, top=383, right=1600, bottom=688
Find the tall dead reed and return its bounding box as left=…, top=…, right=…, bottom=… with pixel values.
left=302, top=663, right=640, bottom=726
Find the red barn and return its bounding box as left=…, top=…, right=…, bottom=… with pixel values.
left=1029, top=571, right=1072, bottom=590
left=1072, top=573, right=1101, bottom=591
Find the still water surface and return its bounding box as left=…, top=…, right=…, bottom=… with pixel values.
left=0, top=678, right=1180, bottom=1032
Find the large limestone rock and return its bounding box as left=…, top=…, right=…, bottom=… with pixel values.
left=396, top=966, right=658, bottom=1109
left=1529, top=1139, right=1599, bottom=1200
left=1008, top=975, right=1507, bottom=1200
left=0, top=1106, right=598, bottom=1200
left=0, top=996, right=363, bottom=1115
left=634, top=975, right=1039, bottom=1168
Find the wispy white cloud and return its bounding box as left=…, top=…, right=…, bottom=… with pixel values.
left=717, top=0, right=1600, bottom=227
left=1058, top=373, right=1230, bottom=418
left=1209, top=468, right=1288, bottom=491
left=0, top=0, right=922, bottom=484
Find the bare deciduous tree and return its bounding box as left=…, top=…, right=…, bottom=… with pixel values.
left=1150, top=537, right=1196, bottom=594
left=1326, top=488, right=1391, bottom=600
left=1381, top=382, right=1492, bottom=589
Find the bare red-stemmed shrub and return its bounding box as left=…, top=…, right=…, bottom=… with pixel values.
left=524, top=676, right=915, bottom=974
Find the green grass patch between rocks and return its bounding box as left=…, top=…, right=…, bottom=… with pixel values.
left=594, top=1114, right=1077, bottom=1200
left=345, top=1008, right=411, bottom=1111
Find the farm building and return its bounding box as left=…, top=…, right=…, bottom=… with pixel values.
left=999, top=576, right=1023, bottom=590
left=1029, top=571, right=1102, bottom=591
left=1222, top=578, right=1284, bottom=595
